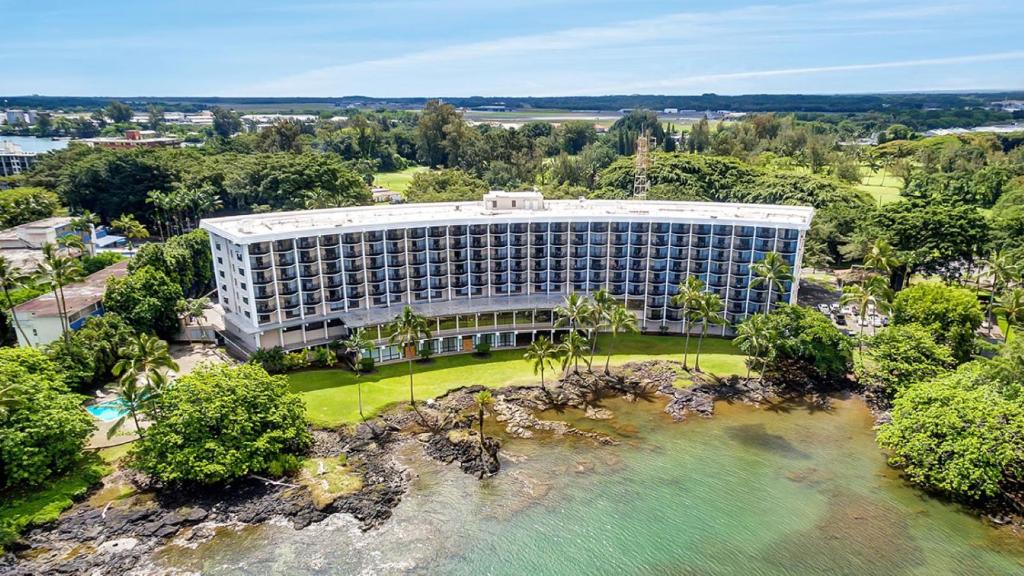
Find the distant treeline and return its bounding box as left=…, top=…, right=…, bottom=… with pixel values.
left=5, top=92, right=1024, bottom=114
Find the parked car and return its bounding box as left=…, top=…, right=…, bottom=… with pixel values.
left=835, top=314, right=847, bottom=326
left=817, top=304, right=831, bottom=315
left=871, top=315, right=883, bottom=327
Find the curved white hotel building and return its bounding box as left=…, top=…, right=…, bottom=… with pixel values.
left=201, top=192, right=813, bottom=362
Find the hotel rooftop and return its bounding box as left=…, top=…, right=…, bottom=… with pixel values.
left=203, top=194, right=815, bottom=243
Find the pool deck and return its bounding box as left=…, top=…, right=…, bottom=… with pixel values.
left=85, top=391, right=144, bottom=449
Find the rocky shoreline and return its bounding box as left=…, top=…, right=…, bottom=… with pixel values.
left=0, top=360, right=852, bottom=575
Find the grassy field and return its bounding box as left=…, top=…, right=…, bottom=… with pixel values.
left=856, top=167, right=903, bottom=206
left=373, top=166, right=428, bottom=194
left=288, top=334, right=748, bottom=426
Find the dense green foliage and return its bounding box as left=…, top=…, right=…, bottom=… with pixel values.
left=46, top=313, right=136, bottom=392
left=878, top=364, right=1024, bottom=501
left=0, top=187, right=59, bottom=228
left=891, top=283, right=983, bottom=362
left=102, top=266, right=184, bottom=339
left=0, top=348, right=93, bottom=489
left=760, top=305, right=852, bottom=380
left=80, top=252, right=124, bottom=275
left=130, top=363, right=311, bottom=485
left=858, top=324, right=954, bottom=397
left=128, top=229, right=212, bottom=297
left=405, top=169, right=488, bottom=202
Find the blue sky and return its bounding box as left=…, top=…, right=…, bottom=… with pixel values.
left=2, top=0, right=1023, bottom=97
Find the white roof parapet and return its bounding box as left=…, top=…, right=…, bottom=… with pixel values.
left=201, top=195, right=814, bottom=244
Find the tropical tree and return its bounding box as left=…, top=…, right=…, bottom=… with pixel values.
left=473, top=389, right=494, bottom=478
left=862, top=238, right=900, bottom=277
left=111, top=213, right=150, bottom=248
left=587, top=288, right=615, bottom=365
left=387, top=306, right=432, bottom=410
left=693, top=292, right=726, bottom=372
left=995, top=288, right=1024, bottom=343
left=981, top=250, right=1020, bottom=330
left=840, top=275, right=893, bottom=357
left=733, top=313, right=776, bottom=382
left=0, top=255, right=33, bottom=345
left=750, top=252, right=793, bottom=313
left=524, top=336, right=561, bottom=396
left=671, top=276, right=705, bottom=370
left=35, top=243, right=83, bottom=345
left=558, top=329, right=591, bottom=376
left=603, top=305, right=638, bottom=373
left=342, top=328, right=372, bottom=420
left=553, top=292, right=593, bottom=337
left=109, top=334, right=179, bottom=439
left=176, top=297, right=209, bottom=341
left=69, top=210, right=99, bottom=256
left=58, top=234, right=86, bottom=259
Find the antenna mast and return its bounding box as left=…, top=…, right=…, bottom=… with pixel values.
left=632, top=130, right=654, bottom=199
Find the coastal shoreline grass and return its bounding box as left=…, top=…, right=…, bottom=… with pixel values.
left=288, top=334, right=747, bottom=426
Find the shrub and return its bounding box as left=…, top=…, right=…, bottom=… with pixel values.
left=250, top=346, right=287, bottom=374
left=475, top=341, right=491, bottom=355
left=418, top=345, right=433, bottom=361
left=284, top=351, right=309, bottom=371
left=80, top=252, right=124, bottom=275
left=130, top=363, right=311, bottom=484
left=358, top=356, right=375, bottom=372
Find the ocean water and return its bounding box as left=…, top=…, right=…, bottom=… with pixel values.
left=0, top=135, right=69, bottom=153
left=156, top=397, right=1024, bottom=575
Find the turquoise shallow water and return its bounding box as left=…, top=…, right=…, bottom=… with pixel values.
left=157, top=396, right=1024, bottom=575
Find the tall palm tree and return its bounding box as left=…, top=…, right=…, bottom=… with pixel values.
left=553, top=292, right=593, bottom=337
left=862, top=239, right=900, bottom=277
left=524, top=336, right=561, bottom=396
left=733, top=314, right=775, bottom=383
left=558, top=329, right=591, bottom=376
left=840, top=275, right=893, bottom=358
left=35, top=243, right=83, bottom=345
left=473, top=389, right=494, bottom=478
left=176, top=297, right=209, bottom=342
left=587, top=288, right=615, bottom=366
left=994, top=288, right=1024, bottom=343
left=58, top=234, right=86, bottom=259
left=342, top=328, right=372, bottom=420
left=0, top=256, right=33, bottom=345
left=693, top=292, right=726, bottom=372
left=69, top=210, right=99, bottom=256
left=111, top=213, right=150, bottom=249
left=110, top=334, right=179, bottom=439
left=387, top=306, right=432, bottom=409
left=982, top=250, right=1021, bottom=331
left=750, top=252, right=793, bottom=313
left=603, top=305, right=638, bottom=374
left=146, top=190, right=172, bottom=238
left=671, top=276, right=705, bottom=370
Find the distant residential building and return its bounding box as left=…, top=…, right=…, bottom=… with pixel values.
left=663, top=108, right=679, bottom=114
left=4, top=109, right=37, bottom=125
left=79, top=129, right=182, bottom=149
left=991, top=100, right=1024, bottom=112
left=0, top=141, right=37, bottom=176
left=13, top=261, right=129, bottom=347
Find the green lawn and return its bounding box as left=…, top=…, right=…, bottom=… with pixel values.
left=856, top=167, right=903, bottom=206
left=288, top=334, right=748, bottom=426
left=372, top=166, right=428, bottom=194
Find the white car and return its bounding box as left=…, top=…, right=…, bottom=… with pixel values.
left=817, top=304, right=831, bottom=315
left=871, top=315, right=883, bottom=327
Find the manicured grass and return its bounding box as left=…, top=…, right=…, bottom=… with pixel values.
left=97, top=443, right=134, bottom=464
left=288, top=334, right=748, bottom=426
left=0, top=455, right=110, bottom=552
left=372, top=166, right=428, bottom=194
left=856, top=167, right=903, bottom=206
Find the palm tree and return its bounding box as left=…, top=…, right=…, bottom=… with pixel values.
left=994, top=288, right=1024, bottom=343
left=671, top=276, right=705, bottom=370
left=111, top=213, right=150, bottom=249
left=69, top=210, right=99, bottom=256
left=176, top=297, right=209, bottom=342
left=750, top=252, right=793, bottom=313
left=110, top=334, right=179, bottom=439
left=35, top=243, right=83, bottom=345
left=387, top=306, right=432, bottom=409
left=473, top=389, right=494, bottom=478
left=58, top=234, right=86, bottom=259
left=342, top=328, right=372, bottom=420
left=693, top=292, right=726, bottom=372
left=553, top=292, right=593, bottom=337
left=733, top=314, right=775, bottom=383
left=524, top=336, right=561, bottom=396
left=0, top=256, right=33, bottom=345
left=982, top=250, right=1020, bottom=331
left=840, top=275, right=893, bottom=357
left=862, top=239, right=899, bottom=277
left=587, top=288, right=615, bottom=366
left=558, top=329, right=591, bottom=376
left=603, top=305, right=638, bottom=374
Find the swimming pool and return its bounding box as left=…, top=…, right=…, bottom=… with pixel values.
left=86, top=399, right=129, bottom=422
